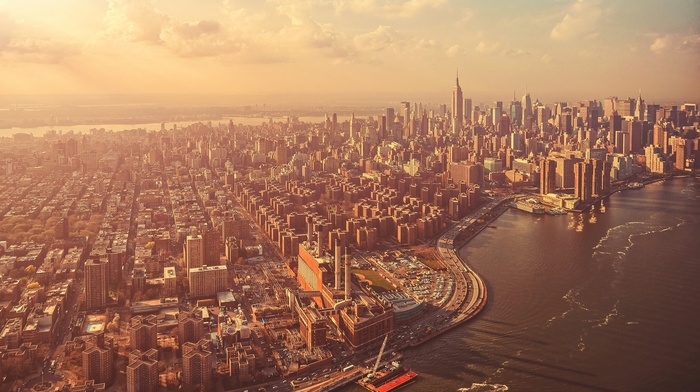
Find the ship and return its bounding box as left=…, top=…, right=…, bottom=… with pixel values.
left=512, top=200, right=545, bottom=214
left=358, top=361, right=418, bottom=392
left=627, top=182, right=644, bottom=189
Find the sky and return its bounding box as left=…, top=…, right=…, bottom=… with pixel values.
left=0, top=0, right=698, bottom=104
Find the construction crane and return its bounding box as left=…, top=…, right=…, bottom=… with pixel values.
left=372, top=334, right=389, bottom=376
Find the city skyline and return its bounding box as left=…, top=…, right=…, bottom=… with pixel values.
left=1, top=0, right=699, bottom=103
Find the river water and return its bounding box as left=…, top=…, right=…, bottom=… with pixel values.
left=0, top=115, right=329, bottom=138
left=346, top=176, right=700, bottom=391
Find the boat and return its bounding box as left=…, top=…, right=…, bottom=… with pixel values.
left=627, top=182, right=644, bottom=189
left=547, top=207, right=567, bottom=215
left=512, top=200, right=545, bottom=214
left=358, top=362, right=418, bottom=392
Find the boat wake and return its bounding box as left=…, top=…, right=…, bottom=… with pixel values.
left=546, top=288, right=588, bottom=326
left=593, top=219, right=684, bottom=287
left=459, top=383, right=509, bottom=391
left=592, top=300, right=620, bottom=329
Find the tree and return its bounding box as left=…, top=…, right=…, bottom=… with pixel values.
left=0, top=356, right=33, bottom=381
left=24, top=265, right=37, bottom=275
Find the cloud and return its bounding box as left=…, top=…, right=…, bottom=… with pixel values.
left=0, top=10, right=79, bottom=63
left=103, top=0, right=169, bottom=44
left=458, top=8, right=476, bottom=25
left=504, top=48, right=529, bottom=57
left=3, top=37, right=80, bottom=63
left=333, top=0, right=447, bottom=19
left=98, top=0, right=259, bottom=59
left=541, top=53, right=552, bottom=63
left=354, top=25, right=402, bottom=51
left=474, top=40, right=501, bottom=55
left=550, top=0, right=602, bottom=41
left=649, top=33, right=700, bottom=54
left=446, top=44, right=462, bottom=58
left=275, top=3, right=352, bottom=59
left=92, top=0, right=437, bottom=64
left=649, top=36, right=668, bottom=54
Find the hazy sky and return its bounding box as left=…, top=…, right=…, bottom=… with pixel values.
left=0, top=0, right=698, bottom=103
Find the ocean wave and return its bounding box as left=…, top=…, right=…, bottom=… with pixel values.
left=459, top=383, right=509, bottom=392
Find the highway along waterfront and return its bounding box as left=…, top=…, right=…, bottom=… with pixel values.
left=388, top=177, right=700, bottom=392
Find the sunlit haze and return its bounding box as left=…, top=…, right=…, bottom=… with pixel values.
left=0, top=0, right=699, bottom=104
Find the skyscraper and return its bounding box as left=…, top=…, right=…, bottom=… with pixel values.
left=350, top=112, right=356, bottom=141
left=184, top=235, right=204, bottom=277
left=401, top=101, right=410, bottom=127
left=574, top=161, right=593, bottom=203
left=189, top=265, right=228, bottom=298
left=129, top=316, right=158, bottom=353
left=385, top=107, right=395, bottom=133
left=634, top=90, right=644, bottom=121
left=182, top=339, right=214, bottom=391
left=126, top=349, right=158, bottom=392
left=85, top=259, right=108, bottom=310
left=521, top=89, right=533, bottom=128
left=83, top=333, right=114, bottom=387
left=464, top=98, right=472, bottom=124
left=510, top=98, right=522, bottom=127
left=452, top=71, right=463, bottom=133
left=540, top=159, right=557, bottom=195
left=178, top=310, right=205, bottom=345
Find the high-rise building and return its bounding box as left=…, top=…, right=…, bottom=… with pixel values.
left=83, top=333, right=114, bottom=387
left=178, top=310, right=205, bottom=345
left=464, top=98, right=473, bottom=124
left=553, top=157, right=578, bottom=189
left=675, top=139, right=687, bottom=171
left=510, top=99, right=522, bottom=127
left=625, top=120, right=643, bottom=153
left=574, top=161, right=593, bottom=203
left=182, top=339, right=214, bottom=391
left=497, top=114, right=510, bottom=137
left=448, top=162, right=484, bottom=187
left=634, top=90, right=644, bottom=121
left=615, top=131, right=630, bottom=155
left=521, top=90, right=533, bottom=128
left=227, top=343, right=257, bottom=384
left=401, top=101, right=410, bottom=127
left=592, top=159, right=604, bottom=197
left=385, top=108, right=395, bottom=133
left=126, top=349, right=158, bottom=392
left=540, top=159, right=557, bottom=195
left=184, top=235, right=204, bottom=277
left=452, top=72, right=463, bottom=133
left=85, top=259, right=108, bottom=310
left=203, top=229, right=220, bottom=266
left=491, top=102, right=503, bottom=127
left=616, top=98, right=635, bottom=117
left=221, top=219, right=235, bottom=243
left=129, top=316, right=158, bottom=353
left=189, top=265, right=228, bottom=298
left=55, top=217, right=69, bottom=239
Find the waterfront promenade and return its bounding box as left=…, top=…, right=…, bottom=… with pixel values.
left=408, top=195, right=518, bottom=346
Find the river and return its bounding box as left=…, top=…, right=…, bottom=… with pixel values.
left=345, top=176, right=700, bottom=391
left=0, top=115, right=330, bottom=138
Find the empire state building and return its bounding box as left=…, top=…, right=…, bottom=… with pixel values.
left=452, top=71, right=463, bottom=133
